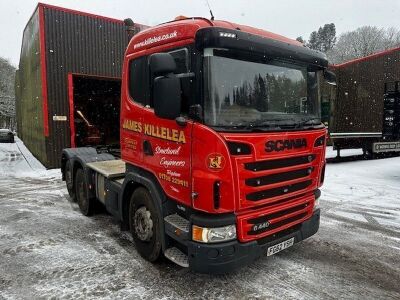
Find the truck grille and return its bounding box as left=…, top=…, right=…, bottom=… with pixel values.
left=236, top=153, right=319, bottom=242
left=245, top=167, right=313, bottom=187
left=246, top=180, right=312, bottom=201
left=237, top=195, right=314, bottom=242
left=244, top=154, right=315, bottom=171
left=247, top=203, right=308, bottom=235
left=241, top=154, right=317, bottom=207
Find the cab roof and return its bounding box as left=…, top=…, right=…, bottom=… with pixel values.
left=126, top=17, right=303, bottom=55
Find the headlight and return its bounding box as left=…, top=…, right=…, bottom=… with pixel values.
left=192, top=224, right=236, bottom=243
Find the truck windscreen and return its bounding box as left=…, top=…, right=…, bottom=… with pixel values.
left=203, top=54, right=322, bottom=130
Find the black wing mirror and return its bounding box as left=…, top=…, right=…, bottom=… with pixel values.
left=149, top=53, right=181, bottom=120
left=149, top=53, right=177, bottom=75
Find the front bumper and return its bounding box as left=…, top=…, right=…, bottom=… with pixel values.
left=187, top=209, right=320, bottom=274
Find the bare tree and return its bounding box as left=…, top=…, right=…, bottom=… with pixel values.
left=328, top=26, right=400, bottom=64
left=0, top=57, right=16, bottom=128
left=384, top=27, right=400, bottom=49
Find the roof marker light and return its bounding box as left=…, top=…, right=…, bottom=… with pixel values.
left=219, top=32, right=236, bottom=38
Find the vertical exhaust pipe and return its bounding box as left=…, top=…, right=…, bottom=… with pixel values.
left=124, top=18, right=137, bottom=40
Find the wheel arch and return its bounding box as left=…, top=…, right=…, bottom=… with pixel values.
left=120, top=168, right=167, bottom=251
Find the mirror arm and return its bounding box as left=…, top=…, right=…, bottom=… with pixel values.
left=175, top=116, right=187, bottom=127
left=189, top=104, right=203, bottom=122
left=176, top=72, right=195, bottom=79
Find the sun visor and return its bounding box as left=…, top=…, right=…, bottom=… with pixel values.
left=195, top=27, right=328, bottom=68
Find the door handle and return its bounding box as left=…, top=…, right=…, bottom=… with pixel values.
left=143, top=140, right=153, bottom=156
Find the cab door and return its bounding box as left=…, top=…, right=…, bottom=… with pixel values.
left=120, top=54, right=149, bottom=166
left=141, top=47, right=194, bottom=207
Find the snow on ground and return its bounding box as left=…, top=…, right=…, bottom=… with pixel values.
left=323, top=147, right=400, bottom=230
left=0, top=142, right=399, bottom=299
left=325, top=146, right=363, bottom=159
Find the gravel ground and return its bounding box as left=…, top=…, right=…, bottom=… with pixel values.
left=0, top=140, right=399, bottom=299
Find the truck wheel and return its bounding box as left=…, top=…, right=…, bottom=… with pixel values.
left=75, top=168, right=93, bottom=216
left=65, top=160, right=76, bottom=201
left=129, top=187, right=162, bottom=262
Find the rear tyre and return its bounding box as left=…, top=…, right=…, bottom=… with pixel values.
left=75, top=168, right=94, bottom=216
left=65, top=160, right=76, bottom=201
left=129, top=187, right=162, bottom=262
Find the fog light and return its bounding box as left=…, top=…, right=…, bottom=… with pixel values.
left=192, top=224, right=236, bottom=243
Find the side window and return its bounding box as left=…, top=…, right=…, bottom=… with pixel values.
left=128, top=56, right=149, bottom=105
left=168, top=48, right=190, bottom=73
left=169, top=48, right=192, bottom=114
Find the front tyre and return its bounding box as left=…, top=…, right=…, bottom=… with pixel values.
left=129, top=187, right=162, bottom=262
left=75, top=168, right=94, bottom=216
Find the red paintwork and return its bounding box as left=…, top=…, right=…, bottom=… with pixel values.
left=222, top=129, right=326, bottom=242
left=222, top=129, right=326, bottom=210
left=38, top=2, right=125, bottom=24
left=121, top=17, right=327, bottom=242
left=125, top=18, right=302, bottom=56
left=67, top=74, right=75, bottom=148
left=333, top=46, right=400, bottom=68
left=36, top=2, right=147, bottom=140
left=38, top=5, right=49, bottom=137
left=237, top=194, right=315, bottom=242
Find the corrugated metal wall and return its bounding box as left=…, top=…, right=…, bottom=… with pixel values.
left=43, top=7, right=130, bottom=167
left=332, top=51, right=400, bottom=134
left=14, top=70, right=22, bottom=136
left=16, top=8, right=47, bottom=163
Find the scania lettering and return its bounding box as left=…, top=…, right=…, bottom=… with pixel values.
left=265, top=138, right=308, bottom=152
left=61, top=17, right=334, bottom=273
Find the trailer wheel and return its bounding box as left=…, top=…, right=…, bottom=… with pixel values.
left=129, top=187, right=162, bottom=262
left=65, top=160, right=76, bottom=201
left=75, top=168, right=94, bottom=216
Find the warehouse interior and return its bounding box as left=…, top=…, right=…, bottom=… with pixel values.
left=71, top=76, right=121, bottom=148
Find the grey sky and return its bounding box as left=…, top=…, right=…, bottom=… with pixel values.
left=2, top=0, right=400, bottom=66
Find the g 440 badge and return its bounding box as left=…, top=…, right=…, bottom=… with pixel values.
left=253, top=220, right=270, bottom=232
left=206, top=153, right=226, bottom=171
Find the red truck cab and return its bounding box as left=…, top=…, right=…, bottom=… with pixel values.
left=62, top=17, right=333, bottom=273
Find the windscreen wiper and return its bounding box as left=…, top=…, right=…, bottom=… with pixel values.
left=296, top=117, right=323, bottom=129
left=213, top=123, right=277, bottom=132
left=253, top=118, right=297, bottom=128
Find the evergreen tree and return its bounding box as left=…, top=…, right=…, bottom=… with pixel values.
left=296, top=36, right=305, bottom=44
left=307, top=23, right=336, bottom=52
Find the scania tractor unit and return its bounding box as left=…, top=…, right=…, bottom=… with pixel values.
left=61, top=17, right=334, bottom=273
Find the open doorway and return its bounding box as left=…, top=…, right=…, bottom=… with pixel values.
left=68, top=74, right=121, bottom=152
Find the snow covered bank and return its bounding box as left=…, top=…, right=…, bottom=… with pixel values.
left=0, top=137, right=60, bottom=179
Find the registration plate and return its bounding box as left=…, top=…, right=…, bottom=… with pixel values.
left=267, top=237, right=295, bottom=256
